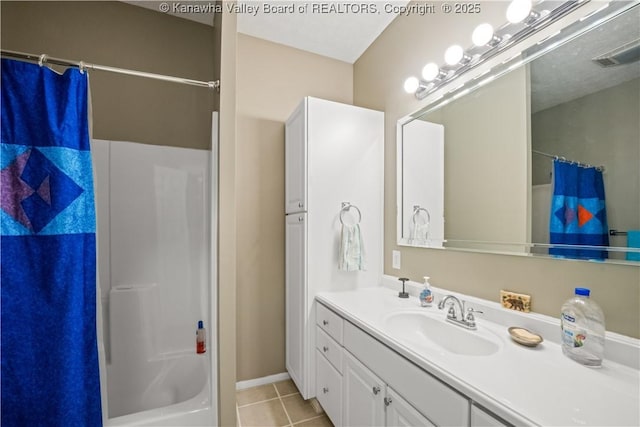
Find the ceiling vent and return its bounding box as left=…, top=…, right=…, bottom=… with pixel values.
left=593, top=38, right=640, bottom=67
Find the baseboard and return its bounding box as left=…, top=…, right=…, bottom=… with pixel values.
left=236, top=372, right=291, bottom=390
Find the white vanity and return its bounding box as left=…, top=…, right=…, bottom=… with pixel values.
left=314, top=278, right=640, bottom=426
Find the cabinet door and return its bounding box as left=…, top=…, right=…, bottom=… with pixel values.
left=343, top=351, right=385, bottom=427
left=285, top=100, right=307, bottom=213
left=316, top=350, right=343, bottom=427
left=286, top=213, right=307, bottom=394
left=386, top=387, right=435, bottom=427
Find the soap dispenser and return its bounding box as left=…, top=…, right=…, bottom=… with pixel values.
left=419, top=276, right=434, bottom=307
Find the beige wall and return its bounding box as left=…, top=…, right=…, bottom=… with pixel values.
left=0, top=1, right=215, bottom=149
left=354, top=4, right=640, bottom=338
left=424, top=67, right=529, bottom=247
left=235, top=33, right=353, bottom=381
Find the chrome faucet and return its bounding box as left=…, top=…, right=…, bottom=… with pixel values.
left=438, top=295, right=483, bottom=330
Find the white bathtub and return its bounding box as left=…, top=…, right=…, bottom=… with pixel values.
left=106, top=358, right=213, bottom=427
left=102, top=284, right=215, bottom=426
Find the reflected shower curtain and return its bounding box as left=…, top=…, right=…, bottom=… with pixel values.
left=1, top=59, right=102, bottom=426
left=549, top=159, right=609, bottom=260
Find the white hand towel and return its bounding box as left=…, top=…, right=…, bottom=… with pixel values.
left=410, top=222, right=430, bottom=245
left=339, top=223, right=366, bottom=271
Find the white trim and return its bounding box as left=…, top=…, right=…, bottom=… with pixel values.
left=236, top=372, right=291, bottom=391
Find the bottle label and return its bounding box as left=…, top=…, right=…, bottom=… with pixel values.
left=420, top=289, right=433, bottom=306
left=196, top=329, right=206, bottom=354
left=562, top=312, right=587, bottom=348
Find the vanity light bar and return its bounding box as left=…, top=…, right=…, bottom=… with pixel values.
left=406, top=0, right=588, bottom=100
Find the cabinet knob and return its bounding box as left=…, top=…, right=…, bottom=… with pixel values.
left=372, top=386, right=381, bottom=395
left=322, top=320, right=329, bottom=326
left=322, top=387, right=329, bottom=394
left=384, top=397, right=393, bottom=407
left=298, top=202, right=304, bottom=208
left=323, top=346, right=329, bottom=353
left=298, top=216, right=304, bottom=222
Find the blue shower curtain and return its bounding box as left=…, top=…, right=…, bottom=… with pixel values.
left=1, top=59, right=102, bottom=426
left=549, top=159, right=609, bottom=260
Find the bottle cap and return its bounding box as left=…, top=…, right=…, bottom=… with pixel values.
left=198, top=320, right=204, bottom=329
left=575, top=287, right=590, bottom=296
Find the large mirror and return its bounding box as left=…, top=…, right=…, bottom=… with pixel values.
left=397, top=1, right=640, bottom=264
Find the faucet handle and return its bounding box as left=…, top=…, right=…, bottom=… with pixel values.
left=465, top=307, right=483, bottom=323
left=447, top=305, right=457, bottom=319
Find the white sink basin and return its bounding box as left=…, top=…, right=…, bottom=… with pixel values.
left=382, top=311, right=502, bottom=356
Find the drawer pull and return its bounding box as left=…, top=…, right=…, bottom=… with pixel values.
left=323, top=346, right=329, bottom=352
left=322, top=387, right=329, bottom=394
left=372, top=386, right=381, bottom=395
left=322, top=320, right=329, bottom=326
left=384, top=397, right=393, bottom=407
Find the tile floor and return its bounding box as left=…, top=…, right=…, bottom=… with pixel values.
left=236, top=379, right=333, bottom=427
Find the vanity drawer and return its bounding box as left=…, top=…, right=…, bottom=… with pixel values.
left=316, top=326, right=343, bottom=373
left=316, top=349, right=343, bottom=427
left=316, top=302, right=343, bottom=344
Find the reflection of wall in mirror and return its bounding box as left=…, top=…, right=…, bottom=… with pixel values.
left=423, top=67, right=529, bottom=250
left=402, top=120, right=444, bottom=247
left=531, top=184, right=551, bottom=244
left=531, top=77, right=640, bottom=258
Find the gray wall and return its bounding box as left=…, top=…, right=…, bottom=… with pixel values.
left=1, top=1, right=216, bottom=149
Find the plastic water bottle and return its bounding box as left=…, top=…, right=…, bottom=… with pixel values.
left=560, top=288, right=605, bottom=367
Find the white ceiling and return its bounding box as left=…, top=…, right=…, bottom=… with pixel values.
left=123, top=0, right=408, bottom=64
left=236, top=1, right=409, bottom=63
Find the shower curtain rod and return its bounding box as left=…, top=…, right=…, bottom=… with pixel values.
left=1, top=49, right=220, bottom=90
left=532, top=149, right=604, bottom=172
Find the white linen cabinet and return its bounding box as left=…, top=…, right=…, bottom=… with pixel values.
left=285, top=97, right=384, bottom=400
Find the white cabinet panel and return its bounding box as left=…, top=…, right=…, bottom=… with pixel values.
left=343, top=351, right=385, bottom=427
left=386, top=387, right=435, bottom=427
left=344, top=321, right=469, bottom=427
left=286, top=213, right=307, bottom=392
left=285, top=97, right=384, bottom=399
left=285, top=100, right=306, bottom=214
left=316, top=350, right=343, bottom=427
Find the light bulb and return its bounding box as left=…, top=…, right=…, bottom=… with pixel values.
left=472, top=23, right=495, bottom=46
left=506, top=0, right=532, bottom=24
left=403, top=76, right=420, bottom=93
left=421, top=63, right=440, bottom=81
left=444, top=45, right=464, bottom=65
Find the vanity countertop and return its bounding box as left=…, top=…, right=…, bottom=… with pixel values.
left=316, top=285, right=640, bottom=426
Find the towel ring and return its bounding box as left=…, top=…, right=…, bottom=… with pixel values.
left=340, top=202, right=362, bottom=225
left=412, top=205, right=431, bottom=225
